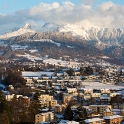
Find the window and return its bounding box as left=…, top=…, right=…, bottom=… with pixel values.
left=97, top=107, right=100, bottom=112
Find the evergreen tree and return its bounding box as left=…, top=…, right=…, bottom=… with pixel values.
left=0, top=91, right=11, bottom=124
left=28, top=100, right=41, bottom=123
left=3, top=70, right=26, bottom=86
left=74, top=106, right=88, bottom=121
left=66, top=68, right=74, bottom=76
left=84, top=66, right=93, bottom=75
left=33, top=92, right=40, bottom=100
left=64, top=104, right=73, bottom=121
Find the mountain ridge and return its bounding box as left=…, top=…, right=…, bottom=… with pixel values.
left=1, top=22, right=124, bottom=62
left=0, top=23, right=35, bottom=40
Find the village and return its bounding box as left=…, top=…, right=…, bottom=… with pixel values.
left=0, top=59, right=124, bottom=124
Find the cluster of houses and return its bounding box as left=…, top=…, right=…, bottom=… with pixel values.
left=1, top=63, right=124, bottom=124
left=4, top=91, right=124, bottom=124
left=34, top=103, right=124, bottom=124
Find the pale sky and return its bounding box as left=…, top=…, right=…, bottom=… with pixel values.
left=0, top=0, right=124, bottom=33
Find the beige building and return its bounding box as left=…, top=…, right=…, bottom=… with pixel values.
left=49, top=100, right=57, bottom=108
left=5, top=94, right=15, bottom=101
left=25, top=78, right=34, bottom=86
left=63, top=94, right=73, bottom=104
left=40, top=100, right=49, bottom=108
left=39, top=94, right=57, bottom=108
left=18, top=96, right=30, bottom=106
left=8, top=85, right=14, bottom=90
left=85, top=75, right=97, bottom=81
left=84, top=89, right=93, bottom=94
left=104, top=115, right=123, bottom=124
left=100, top=89, right=110, bottom=94
left=35, top=112, right=54, bottom=124
left=55, top=104, right=65, bottom=113
left=83, top=94, right=92, bottom=100
left=103, top=108, right=113, bottom=117
left=67, top=88, right=77, bottom=94
left=89, top=105, right=112, bottom=115
left=40, top=100, right=57, bottom=108
left=39, top=94, right=53, bottom=101
left=91, top=93, right=101, bottom=98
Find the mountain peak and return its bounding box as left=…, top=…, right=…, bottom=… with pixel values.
left=41, top=22, right=63, bottom=32
left=23, top=23, right=32, bottom=30
left=0, top=23, right=35, bottom=40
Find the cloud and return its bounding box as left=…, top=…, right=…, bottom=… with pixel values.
left=78, top=0, right=97, bottom=5
left=0, top=1, right=124, bottom=33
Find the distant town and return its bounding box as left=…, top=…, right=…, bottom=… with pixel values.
left=0, top=59, right=124, bottom=124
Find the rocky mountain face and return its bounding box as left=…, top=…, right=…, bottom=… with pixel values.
left=0, top=23, right=124, bottom=64
left=7, top=31, right=104, bottom=59
left=41, top=23, right=124, bottom=62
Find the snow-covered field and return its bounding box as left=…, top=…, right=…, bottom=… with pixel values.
left=16, top=53, right=42, bottom=61
left=43, top=58, right=80, bottom=68
left=82, top=81, right=124, bottom=89
left=67, top=45, right=75, bottom=48
left=22, top=71, right=54, bottom=77
left=11, top=45, right=28, bottom=50
left=29, top=49, right=38, bottom=53
left=28, top=39, right=61, bottom=47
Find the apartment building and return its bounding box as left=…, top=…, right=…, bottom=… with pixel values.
left=89, top=105, right=112, bottom=115
left=35, top=112, right=54, bottom=124
left=104, top=115, right=123, bottom=124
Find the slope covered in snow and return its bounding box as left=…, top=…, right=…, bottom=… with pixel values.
left=40, top=23, right=124, bottom=61
left=0, top=23, right=35, bottom=39
left=41, top=23, right=124, bottom=46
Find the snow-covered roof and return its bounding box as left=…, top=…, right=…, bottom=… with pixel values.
left=67, top=88, right=77, bottom=91
left=67, top=121, right=79, bottom=124
left=22, top=71, right=54, bottom=77
left=104, top=115, right=123, bottom=119
left=84, top=118, right=104, bottom=123
left=59, top=120, right=79, bottom=124
left=82, top=81, right=124, bottom=89
left=90, top=105, right=110, bottom=107
left=104, top=108, right=112, bottom=112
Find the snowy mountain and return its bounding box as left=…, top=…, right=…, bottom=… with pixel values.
left=40, top=23, right=124, bottom=61
left=41, top=23, right=124, bottom=47
left=1, top=22, right=124, bottom=62
left=0, top=23, right=35, bottom=39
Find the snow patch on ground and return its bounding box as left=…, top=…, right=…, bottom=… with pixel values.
left=11, top=45, right=28, bottom=50
left=29, top=49, right=38, bottom=53
left=16, top=53, right=42, bottom=61
left=22, top=71, right=54, bottom=77
left=101, top=56, right=110, bottom=59
left=82, top=81, right=124, bottom=89
left=43, top=58, right=80, bottom=68
left=28, top=39, right=61, bottom=47
left=67, top=45, right=75, bottom=48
